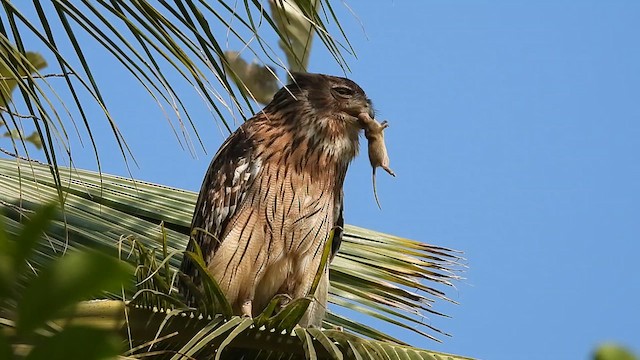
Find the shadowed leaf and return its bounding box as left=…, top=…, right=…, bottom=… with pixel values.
left=24, top=326, right=122, bottom=360
left=17, top=250, right=133, bottom=335
left=223, top=51, right=279, bottom=105
left=0, top=49, right=47, bottom=108
left=0, top=158, right=464, bottom=343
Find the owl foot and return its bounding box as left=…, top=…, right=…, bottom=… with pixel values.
left=241, top=300, right=253, bottom=318
left=277, top=293, right=293, bottom=309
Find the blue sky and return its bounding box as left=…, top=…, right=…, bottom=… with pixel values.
left=5, top=2, right=640, bottom=359
left=331, top=2, right=640, bottom=358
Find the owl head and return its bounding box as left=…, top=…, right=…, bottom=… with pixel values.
left=265, top=72, right=374, bottom=123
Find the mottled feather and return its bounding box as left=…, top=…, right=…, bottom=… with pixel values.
left=180, top=73, right=373, bottom=326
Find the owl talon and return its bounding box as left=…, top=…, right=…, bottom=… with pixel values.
left=241, top=300, right=253, bottom=318
left=277, top=294, right=293, bottom=309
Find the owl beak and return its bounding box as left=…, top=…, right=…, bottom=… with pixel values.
left=354, top=99, right=373, bottom=116
left=344, top=97, right=374, bottom=124
left=365, top=99, right=375, bottom=119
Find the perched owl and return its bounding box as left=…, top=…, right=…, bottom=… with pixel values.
left=180, top=72, right=374, bottom=327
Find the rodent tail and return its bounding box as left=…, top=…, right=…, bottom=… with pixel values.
left=373, top=168, right=382, bottom=210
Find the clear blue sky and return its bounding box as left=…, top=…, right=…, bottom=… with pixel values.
left=9, top=2, right=640, bottom=359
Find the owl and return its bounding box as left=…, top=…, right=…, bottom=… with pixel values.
left=180, top=72, right=374, bottom=326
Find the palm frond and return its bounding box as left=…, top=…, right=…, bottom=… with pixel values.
left=0, top=1, right=352, bottom=189
left=0, top=158, right=464, bottom=343
left=23, top=300, right=470, bottom=360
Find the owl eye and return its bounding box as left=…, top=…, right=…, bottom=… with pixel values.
left=332, top=86, right=354, bottom=98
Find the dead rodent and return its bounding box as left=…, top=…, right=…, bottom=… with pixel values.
left=358, top=113, right=396, bottom=209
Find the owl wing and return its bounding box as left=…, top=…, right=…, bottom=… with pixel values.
left=180, top=124, right=260, bottom=291
left=331, top=190, right=344, bottom=261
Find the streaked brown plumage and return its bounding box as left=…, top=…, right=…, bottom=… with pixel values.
left=180, top=72, right=373, bottom=326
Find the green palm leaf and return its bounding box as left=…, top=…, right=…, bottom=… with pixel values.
left=121, top=301, right=472, bottom=359
left=0, top=158, right=463, bottom=344
left=0, top=0, right=352, bottom=195
left=0, top=3, right=473, bottom=357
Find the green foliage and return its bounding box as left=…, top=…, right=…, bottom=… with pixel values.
left=271, top=0, right=318, bottom=73
left=0, top=158, right=464, bottom=344
left=0, top=203, right=134, bottom=359
left=0, top=47, right=47, bottom=151
left=594, top=344, right=638, bottom=360
left=0, top=159, right=470, bottom=359
left=0, top=203, right=58, bottom=301
left=23, top=327, right=122, bottom=360
left=181, top=239, right=233, bottom=318
left=222, top=51, right=279, bottom=105
left=0, top=2, right=473, bottom=358
left=222, top=0, right=321, bottom=105
left=123, top=304, right=473, bottom=360
left=127, top=226, right=449, bottom=358
left=0, top=0, right=354, bottom=191
left=0, top=48, right=47, bottom=108
left=17, top=250, right=132, bottom=336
